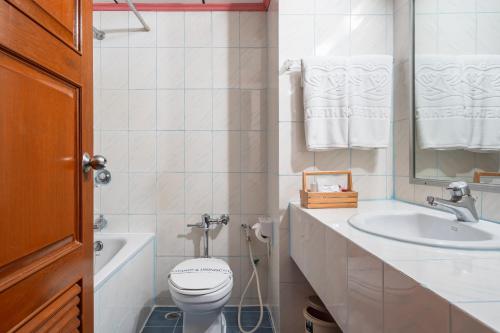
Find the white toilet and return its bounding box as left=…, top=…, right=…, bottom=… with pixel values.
left=168, top=257, right=233, bottom=333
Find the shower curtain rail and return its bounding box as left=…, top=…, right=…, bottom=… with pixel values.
left=93, top=0, right=150, bottom=40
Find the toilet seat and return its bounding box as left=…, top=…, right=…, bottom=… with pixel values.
left=168, top=258, right=233, bottom=296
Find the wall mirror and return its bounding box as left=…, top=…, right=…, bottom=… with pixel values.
left=411, top=0, right=500, bottom=191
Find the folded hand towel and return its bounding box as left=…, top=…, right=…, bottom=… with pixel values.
left=462, top=55, right=500, bottom=152
left=415, top=55, right=469, bottom=150
left=348, top=55, right=393, bottom=149
left=302, top=57, right=349, bottom=151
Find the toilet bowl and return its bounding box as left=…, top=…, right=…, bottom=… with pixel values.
left=168, top=258, right=233, bottom=333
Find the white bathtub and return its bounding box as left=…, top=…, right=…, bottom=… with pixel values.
left=94, top=233, right=155, bottom=333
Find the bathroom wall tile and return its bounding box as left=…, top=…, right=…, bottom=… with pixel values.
left=477, top=14, right=500, bottom=54
left=437, top=150, right=475, bottom=179
left=213, top=131, right=241, bottom=172
left=241, top=131, right=267, bottom=173
left=157, top=215, right=185, bottom=256
left=184, top=214, right=210, bottom=257
left=241, top=90, right=267, bottom=130
left=186, top=90, right=213, bottom=130
left=212, top=173, right=241, bottom=214
left=414, top=184, right=442, bottom=205
left=213, top=48, right=240, bottom=89
left=129, top=90, right=156, bottom=131
left=129, top=174, right=157, bottom=214
left=240, top=48, right=267, bottom=89
left=279, top=0, right=313, bottom=14
left=438, top=14, right=476, bottom=54
left=157, top=132, right=185, bottom=172
left=101, top=48, right=129, bottom=89
left=278, top=176, right=301, bottom=211
left=129, top=48, right=156, bottom=89
left=315, top=15, right=350, bottom=56
left=185, top=12, right=212, bottom=47
left=129, top=133, right=156, bottom=172
left=315, top=0, right=350, bottom=14
left=157, top=48, right=185, bottom=89
left=351, top=149, right=388, bottom=176
left=100, top=90, right=129, bottom=130
left=185, top=173, right=213, bottom=214
left=100, top=11, right=129, bottom=47
left=213, top=89, right=241, bottom=130
left=240, top=13, right=267, bottom=47
left=185, top=131, right=212, bottom=172
left=129, top=215, right=156, bottom=233
left=278, top=15, right=315, bottom=61
left=439, top=0, right=475, bottom=13
left=395, top=120, right=410, bottom=177
left=477, top=0, right=500, bottom=12
left=101, top=173, right=129, bottom=214
left=94, top=187, right=101, bottom=214
left=157, top=173, right=185, bottom=214
left=384, top=264, right=450, bottom=333
left=315, top=150, right=350, bottom=171
left=482, top=192, right=500, bottom=222
left=212, top=12, right=240, bottom=47
left=351, top=15, right=388, bottom=55
left=351, top=0, right=388, bottom=14
left=93, top=48, right=101, bottom=89
left=211, top=215, right=241, bottom=257
left=278, top=74, right=303, bottom=122
left=353, top=175, right=388, bottom=200
left=186, top=48, right=213, bottom=89
left=101, top=214, right=129, bottom=233
left=241, top=254, right=269, bottom=299
left=241, top=173, right=267, bottom=214
left=415, top=14, right=438, bottom=54
left=279, top=122, right=314, bottom=175
left=156, top=257, right=184, bottom=305
left=157, top=12, right=185, bottom=47
left=395, top=176, right=415, bottom=202
left=157, top=90, right=184, bottom=130
left=101, top=131, right=129, bottom=173
left=129, top=12, right=157, bottom=47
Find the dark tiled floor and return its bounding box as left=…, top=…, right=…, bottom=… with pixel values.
left=142, top=306, right=274, bottom=333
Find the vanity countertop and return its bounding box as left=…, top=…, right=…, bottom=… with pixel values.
left=291, top=200, right=500, bottom=331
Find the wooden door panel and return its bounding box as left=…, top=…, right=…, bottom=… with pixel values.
left=6, top=0, right=80, bottom=50
left=0, top=49, right=80, bottom=267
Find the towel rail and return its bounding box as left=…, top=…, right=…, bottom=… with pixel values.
left=93, top=0, right=150, bottom=40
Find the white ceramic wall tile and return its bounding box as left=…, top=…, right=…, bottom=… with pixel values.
left=157, top=215, right=186, bottom=256
left=278, top=122, right=314, bottom=175
left=240, top=48, right=267, bottom=89
left=477, top=0, right=500, bottom=12
left=101, top=48, right=129, bottom=89
left=157, top=48, right=185, bottom=89
left=241, top=90, right=267, bottom=130
left=100, top=90, right=129, bottom=130
left=212, top=89, right=241, bottom=130
left=213, top=132, right=241, bottom=172
left=213, top=48, right=240, bottom=89
left=157, top=90, right=185, bottom=130
left=157, top=12, right=185, bottom=47
left=315, top=15, right=350, bottom=56
left=101, top=173, right=129, bottom=214
left=101, top=131, right=129, bottom=173
left=185, top=90, right=213, bottom=130
left=241, top=131, right=267, bottom=172
left=129, top=215, right=156, bottom=233
left=157, top=173, right=185, bottom=214
left=477, top=14, right=500, bottom=54
left=438, top=14, right=476, bottom=54
left=129, top=48, right=156, bottom=89
left=241, top=173, right=267, bottom=214
left=157, top=131, right=185, bottom=172
left=129, top=133, right=156, bottom=172
left=100, top=12, right=129, bottom=47
left=212, top=12, right=240, bottom=47
left=278, top=15, right=315, bottom=61
left=279, top=0, right=314, bottom=15
left=240, top=13, right=267, bottom=47
left=185, top=12, right=212, bottom=47
left=129, top=90, right=156, bottom=131
left=212, top=173, right=241, bottom=214
left=129, top=174, right=157, bottom=214
left=315, top=0, right=350, bottom=14
left=185, top=173, right=213, bottom=214
left=185, top=131, right=212, bottom=172
left=439, top=0, right=475, bottom=13
left=186, top=48, right=213, bottom=88
left=351, top=15, right=389, bottom=54
left=211, top=215, right=241, bottom=256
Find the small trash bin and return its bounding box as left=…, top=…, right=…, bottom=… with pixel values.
left=304, top=296, right=341, bottom=333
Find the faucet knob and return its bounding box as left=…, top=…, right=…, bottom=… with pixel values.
left=447, top=181, right=471, bottom=199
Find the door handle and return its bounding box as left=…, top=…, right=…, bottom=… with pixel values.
left=82, top=153, right=107, bottom=173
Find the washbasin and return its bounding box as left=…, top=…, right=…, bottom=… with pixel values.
left=348, top=211, right=500, bottom=250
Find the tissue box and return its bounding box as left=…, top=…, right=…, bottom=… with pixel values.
left=300, top=170, right=358, bottom=209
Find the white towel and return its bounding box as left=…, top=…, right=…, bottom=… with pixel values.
left=302, top=57, right=349, bottom=151
left=415, top=55, right=469, bottom=150
left=462, top=55, right=500, bottom=152
left=348, top=55, right=393, bottom=149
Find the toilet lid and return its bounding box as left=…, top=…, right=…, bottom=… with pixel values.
left=169, top=258, right=232, bottom=293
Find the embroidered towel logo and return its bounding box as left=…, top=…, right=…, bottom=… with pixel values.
left=171, top=268, right=232, bottom=275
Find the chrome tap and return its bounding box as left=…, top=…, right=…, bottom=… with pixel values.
left=94, top=214, right=108, bottom=231
left=426, top=181, right=479, bottom=223
left=187, top=214, right=230, bottom=258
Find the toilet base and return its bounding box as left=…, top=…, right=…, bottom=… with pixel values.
left=183, top=310, right=227, bottom=333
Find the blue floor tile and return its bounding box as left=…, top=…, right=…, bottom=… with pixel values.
left=145, top=309, right=182, bottom=327
left=142, top=327, right=176, bottom=333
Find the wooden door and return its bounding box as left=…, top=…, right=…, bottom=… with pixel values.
left=0, top=0, right=93, bottom=332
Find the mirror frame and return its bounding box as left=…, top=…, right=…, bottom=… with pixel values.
left=409, top=0, right=500, bottom=193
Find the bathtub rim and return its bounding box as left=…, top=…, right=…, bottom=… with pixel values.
left=94, top=232, right=155, bottom=291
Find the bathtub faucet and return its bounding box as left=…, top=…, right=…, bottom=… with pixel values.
left=94, top=214, right=108, bottom=231
left=188, top=214, right=230, bottom=258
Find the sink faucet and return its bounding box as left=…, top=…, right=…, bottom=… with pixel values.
left=426, top=181, right=479, bottom=223
left=187, top=214, right=230, bottom=258
left=94, top=214, right=108, bottom=231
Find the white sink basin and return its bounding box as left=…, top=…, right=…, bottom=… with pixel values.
left=348, top=211, right=500, bottom=250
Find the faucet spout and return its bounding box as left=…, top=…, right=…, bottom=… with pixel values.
left=426, top=182, right=479, bottom=223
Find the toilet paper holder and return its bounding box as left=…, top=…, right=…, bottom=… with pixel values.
left=242, top=217, right=273, bottom=244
